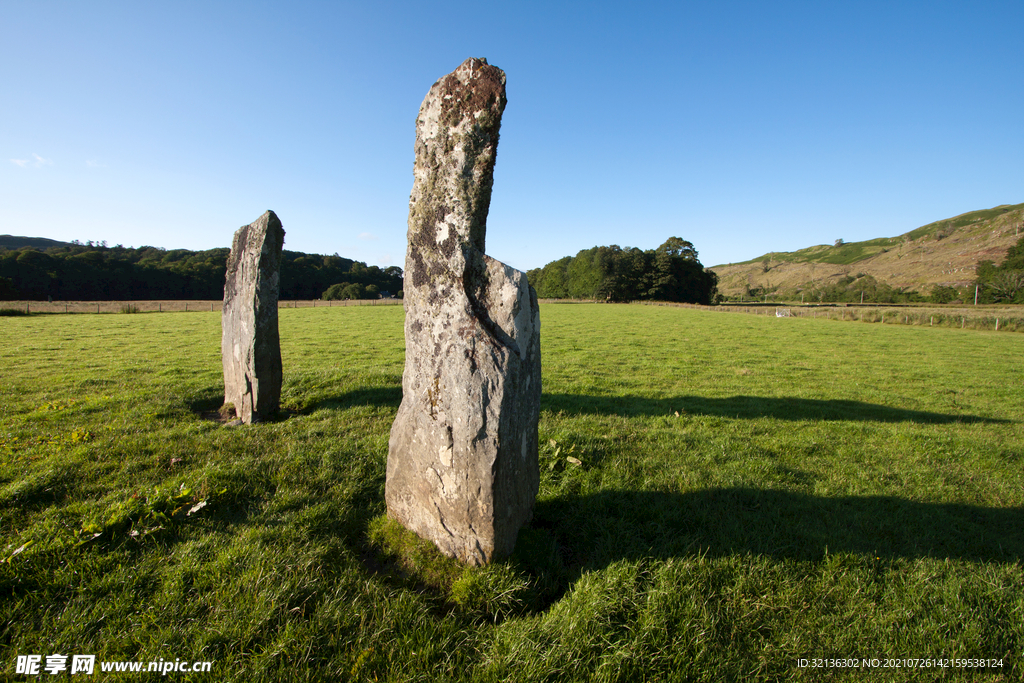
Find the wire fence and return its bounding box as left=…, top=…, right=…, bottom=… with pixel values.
left=638, top=301, right=1024, bottom=333
left=0, top=299, right=403, bottom=315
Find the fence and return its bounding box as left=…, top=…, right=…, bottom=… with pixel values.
left=0, top=299, right=403, bottom=315
left=638, top=301, right=1024, bottom=333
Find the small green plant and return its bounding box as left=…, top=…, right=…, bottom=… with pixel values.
left=0, top=307, right=29, bottom=316
left=79, top=483, right=216, bottom=543
left=119, top=303, right=140, bottom=313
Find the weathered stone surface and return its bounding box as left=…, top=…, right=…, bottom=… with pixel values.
left=386, top=58, right=541, bottom=566
left=221, top=210, right=285, bottom=424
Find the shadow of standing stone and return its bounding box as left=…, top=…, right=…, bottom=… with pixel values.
left=386, top=58, right=541, bottom=566
left=221, top=210, right=285, bottom=424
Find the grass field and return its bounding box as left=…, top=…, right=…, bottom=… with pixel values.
left=1, top=304, right=1022, bottom=681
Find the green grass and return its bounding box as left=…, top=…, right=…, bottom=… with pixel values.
left=906, top=203, right=1024, bottom=240
left=724, top=237, right=898, bottom=267
left=1, top=304, right=1022, bottom=681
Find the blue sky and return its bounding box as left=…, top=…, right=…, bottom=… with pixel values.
left=4, top=1, right=1022, bottom=272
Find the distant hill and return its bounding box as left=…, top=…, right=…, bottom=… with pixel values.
left=710, top=203, right=1024, bottom=297
left=0, top=235, right=74, bottom=250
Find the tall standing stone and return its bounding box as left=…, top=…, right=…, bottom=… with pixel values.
left=221, top=210, right=285, bottom=424
left=386, top=58, right=541, bottom=566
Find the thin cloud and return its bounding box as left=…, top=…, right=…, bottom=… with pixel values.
left=10, top=153, right=52, bottom=168
left=85, top=159, right=107, bottom=168
left=358, top=232, right=379, bottom=241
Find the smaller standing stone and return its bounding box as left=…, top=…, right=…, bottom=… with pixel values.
left=221, top=210, right=285, bottom=423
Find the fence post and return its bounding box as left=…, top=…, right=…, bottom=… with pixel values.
left=995, top=318, right=999, bottom=332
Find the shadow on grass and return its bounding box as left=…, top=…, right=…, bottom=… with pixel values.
left=195, top=388, right=1003, bottom=424
left=303, top=386, right=402, bottom=413
left=187, top=385, right=404, bottom=422
left=186, top=392, right=223, bottom=415
left=542, top=393, right=1008, bottom=424
left=514, top=487, right=1023, bottom=607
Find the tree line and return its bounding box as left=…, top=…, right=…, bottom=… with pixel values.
left=526, top=237, right=719, bottom=304
left=0, top=242, right=403, bottom=301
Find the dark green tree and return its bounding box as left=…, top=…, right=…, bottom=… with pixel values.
left=528, top=237, right=717, bottom=304
left=974, top=235, right=1024, bottom=303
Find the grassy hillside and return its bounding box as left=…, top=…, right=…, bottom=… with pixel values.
left=0, top=235, right=73, bottom=250
left=711, top=203, right=1024, bottom=296
left=2, top=304, right=1021, bottom=681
